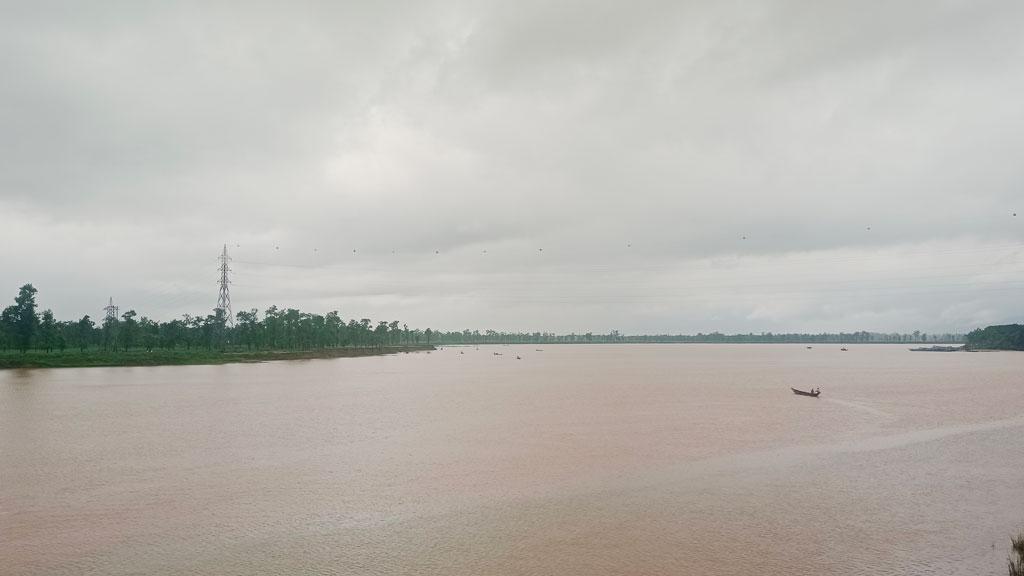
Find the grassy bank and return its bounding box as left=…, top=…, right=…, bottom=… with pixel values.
left=0, top=345, right=435, bottom=370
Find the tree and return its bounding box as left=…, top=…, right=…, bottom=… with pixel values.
left=181, top=314, right=199, bottom=349
left=0, top=305, right=15, bottom=351
left=38, top=309, right=57, bottom=353
left=200, top=308, right=228, bottom=350
left=120, top=310, right=139, bottom=351
left=236, top=309, right=260, bottom=350
left=160, top=318, right=186, bottom=350
left=76, top=315, right=95, bottom=352
left=325, top=311, right=344, bottom=348
left=55, top=321, right=69, bottom=353
left=102, top=312, right=119, bottom=351
left=347, top=319, right=360, bottom=346
left=282, top=308, right=301, bottom=349
left=263, top=306, right=282, bottom=349
left=11, top=284, right=39, bottom=353
left=139, top=317, right=159, bottom=351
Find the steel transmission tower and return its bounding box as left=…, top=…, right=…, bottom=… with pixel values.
left=103, top=297, right=119, bottom=323
left=216, top=244, right=233, bottom=326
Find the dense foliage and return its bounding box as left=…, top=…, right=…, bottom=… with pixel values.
left=0, top=284, right=433, bottom=354
left=965, top=324, right=1024, bottom=351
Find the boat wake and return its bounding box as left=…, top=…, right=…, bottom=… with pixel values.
left=823, top=398, right=892, bottom=418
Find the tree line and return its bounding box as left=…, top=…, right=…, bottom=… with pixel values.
left=0, top=283, right=968, bottom=355
left=428, top=328, right=965, bottom=345
left=965, top=324, right=1024, bottom=351
left=0, top=284, right=436, bottom=354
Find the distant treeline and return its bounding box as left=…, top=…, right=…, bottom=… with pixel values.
left=429, top=329, right=965, bottom=345
left=0, top=283, right=967, bottom=355
left=965, top=324, right=1024, bottom=351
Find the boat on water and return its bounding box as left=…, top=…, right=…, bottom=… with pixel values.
left=791, top=387, right=820, bottom=397
left=840, top=347, right=848, bottom=351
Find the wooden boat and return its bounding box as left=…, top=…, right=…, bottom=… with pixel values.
left=791, top=387, right=820, bottom=397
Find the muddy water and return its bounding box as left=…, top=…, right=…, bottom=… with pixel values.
left=2, top=345, right=1022, bottom=575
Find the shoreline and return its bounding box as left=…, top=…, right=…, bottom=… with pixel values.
left=0, top=345, right=436, bottom=370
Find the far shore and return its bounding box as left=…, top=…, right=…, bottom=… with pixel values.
left=0, top=345, right=436, bottom=370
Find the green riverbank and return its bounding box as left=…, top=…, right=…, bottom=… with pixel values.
left=0, top=345, right=436, bottom=370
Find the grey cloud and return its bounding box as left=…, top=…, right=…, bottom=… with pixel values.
left=1, top=0, right=1022, bottom=332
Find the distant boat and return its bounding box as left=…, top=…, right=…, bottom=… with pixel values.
left=535, top=349, right=544, bottom=351
left=806, top=346, right=813, bottom=349
left=791, top=387, right=820, bottom=397
left=493, top=352, right=502, bottom=356
left=516, top=356, right=522, bottom=360
left=840, top=347, right=848, bottom=351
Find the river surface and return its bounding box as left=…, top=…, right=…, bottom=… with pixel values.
left=2, top=344, right=1023, bottom=575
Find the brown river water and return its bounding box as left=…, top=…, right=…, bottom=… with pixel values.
left=2, top=344, right=1023, bottom=575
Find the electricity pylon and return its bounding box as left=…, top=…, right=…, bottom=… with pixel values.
left=103, top=297, right=119, bottom=323
left=216, top=244, right=233, bottom=326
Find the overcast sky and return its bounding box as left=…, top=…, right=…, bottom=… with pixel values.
left=1, top=0, right=1022, bottom=334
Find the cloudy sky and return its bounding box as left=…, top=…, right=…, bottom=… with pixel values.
left=1, top=0, right=1022, bottom=334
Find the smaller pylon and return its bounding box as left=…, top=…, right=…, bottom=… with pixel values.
left=103, top=297, right=119, bottom=323
left=216, top=244, right=233, bottom=326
